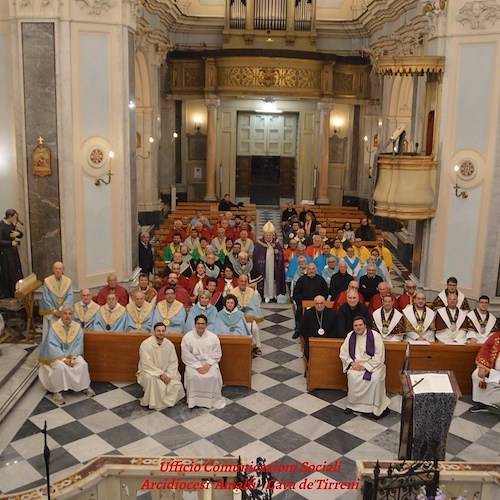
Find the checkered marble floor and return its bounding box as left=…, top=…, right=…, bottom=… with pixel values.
left=1, top=302, right=499, bottom=499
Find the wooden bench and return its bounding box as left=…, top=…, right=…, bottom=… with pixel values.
left=307, top=338, right=407, bottom=393
left=84, top=331, right=252, bottom=387
left=307, top=340, right=481, bottom=394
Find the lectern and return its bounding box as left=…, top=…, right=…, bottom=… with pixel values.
left=399, top=370, right=461, bottom=460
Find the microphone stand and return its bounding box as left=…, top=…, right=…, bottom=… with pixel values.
left=43, top=421, right=51, bottom=499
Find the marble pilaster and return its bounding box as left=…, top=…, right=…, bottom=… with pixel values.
left=316, top=101, right=333, bottom=204
left=21, top=22, right=62, bottom=277
left=204, top=98, right=219, bottom=201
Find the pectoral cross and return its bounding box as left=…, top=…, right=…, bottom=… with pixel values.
left=37, top=136, right=44, bottom=145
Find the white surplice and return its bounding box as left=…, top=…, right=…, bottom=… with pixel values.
left=181, top=329, right=226, bottom=409
left=136, top=335, right=185, bottom=410
left=339, top=330, right=391, bottom=416
left=471, top=355, right=500, bottom=405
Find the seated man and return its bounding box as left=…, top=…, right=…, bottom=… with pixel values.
left=184, top=228, right=200, bottom=252
left=342, top=246, right=362, bottom=277
left=166, top=220, right=186, bottom=243
left=368, top=282, right=399, bottom=313
left=38, top=306, right=94, bottom=405
left=291, top=255, right=308, bottom=294
left=298, top=295, right=338, bottom=359
left=136, top=322, right=185, bottom=410
left=181, top=314, right=226, bottom=409
left=74, top=288, right=99, bottom=330
left=470, top=331, right=500, bottom=412
left=305, top=235, right=324, bottom=261
left=434, top=292, right=468, bottom=344
left=335, top=280, right=365, bottom=311
left=432, top=276, right=470, bottom=311
left=163, top=233, right=183, bottom=262
left=185, top=289, right=218, bottom=331
left=321, top=256, right=337, bottom=287
left=217, top=266, right=239, bottom=296
left=372, top=295, right=405, bottom=342
left=94, top=292, right=127, bottom=332
left=352, top=237, right=371, bottom=265
left=375, top=236, right=393, bottom=270
left=313, top=243, right=333, bottom=273
left=339, top=316, right=391, bottom=419
left=235, top=229, right=254, bottom=257
left=158, top=272, right=191, bottom=309
left=191, top=236, right=210, bottom=262
left=397, top=280, right=417, bottom=310
left=293, top=263, right=329, bottom=324
left=329, top=260, right=351, bottom=301
left=215, top=294, right=252, bottom=336
left=191, top=209, right=211, bottom=229
left=467, top=295, right=499, bottom=344
left=281, top=201, right=298, bottom=227
left=130, top=273, right=157, bottom=306
left=97, top=273, right=129, bottom=307
left=359, top=265, right=383, bottom=302
left=229, top=251, right=262, bottom=288
left=211, top=227, right=228, bottom=262
left=330, top=238, right=347, bottom=261
left=40, top=261, right=73, bottom=341
left=403, top=291, right=436, bottom=343
left=187, top=261, right=209, bottom=298
left=125, top=291, right=154, bottom=332
left=337, top=291, right=372, bottom=339
left=206, top=277, right=224, bottom=311
left=153, top=286, right=187, bottom=333
left=204, top=253, right=221, bottom=279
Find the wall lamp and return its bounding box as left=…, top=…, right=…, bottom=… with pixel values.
left=95, top=151, right=114, bottom=186
left=453, top=164, right=468, bottom=199
left=137, top=136, right=154, bottom=159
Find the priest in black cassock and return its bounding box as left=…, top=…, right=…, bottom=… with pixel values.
left=337, top=290, right=372, bottom=339
left=0, top=209, right=23, bottom=298
left=138, top=232, right=154, bottom=277
left=298, top=295, right=338, bottom=359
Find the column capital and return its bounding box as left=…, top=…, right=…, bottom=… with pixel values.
left=206, top=98, right=220, bottom=111
left=317, top=101, right=334, bottom=116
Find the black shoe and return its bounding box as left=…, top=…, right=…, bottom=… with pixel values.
left=292, top=331, right=301, bottom=339
left=252, top=347, right=263, bottom=356
left=370, top=408, right=390, bottom=420
left=344, top=407, right=353, bottom=415
left=469, top=403, right=490, bottom=413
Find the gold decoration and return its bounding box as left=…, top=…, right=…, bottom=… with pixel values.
left=32, top=136, right=52, bottom=177
left=376, top=56, right=445, bottom=76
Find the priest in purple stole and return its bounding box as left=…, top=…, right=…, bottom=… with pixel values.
left=339, top=315, right=391, bottom=419
left=253, top=221, right=286, bottom=303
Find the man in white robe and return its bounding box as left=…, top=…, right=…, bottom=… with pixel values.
left=181, top=314, right=226, bottom=409
left=340, top=316, right=391, bottom=418
left=372, top=295, right=405, bottom=342
left=342, top=247, right=362, bottom=277
left=432, top=276, right=470, bottom=311
left=73, top=288, right=99, bottom=330
left=403, top=292, right=436, bottom=343
left=137, top=322, right=185, bottom=410
left=434, top=292, right=468, bottom=344
left=466, top=295, right=498, bottom=344
left=93, top=292, right=127, bottom=332
left=40, top=261, right=73, bottom=341
left=38, top=306, right=94, bottom=405
left=125, top=291, right=154, bottom=332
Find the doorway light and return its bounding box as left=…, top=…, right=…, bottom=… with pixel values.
left=256, top=99, right=282, bottom=113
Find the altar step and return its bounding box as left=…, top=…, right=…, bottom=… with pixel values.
left=0, top=344, right=40, bottom=423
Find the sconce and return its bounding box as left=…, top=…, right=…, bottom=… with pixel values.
left=453, top=164, right=468, bottom=199
left=194, top=121, right=201, bottom=131
left=172, top=132, right=178, bottom=142
left=332, top=118, right=342, bottom=135
left=95, top=151, right=114, bottom=186
left=137, top=136, right=154, bottom=160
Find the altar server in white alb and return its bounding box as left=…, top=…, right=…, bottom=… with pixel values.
left=340, top=316, right=391, bottom=419
left=181, top=314, right=226, bottom=409
left=434, top=292, right=468, bottom=344
left=38, top=306, right=94, bottom=406
left=466, top=295, right=498, bottom=344
left=136, top=322, right=185, bottom=410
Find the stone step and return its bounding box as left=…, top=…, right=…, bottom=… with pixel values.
left=0, top=345, right=40, bottom=424
left=0, top=344, right=28, bottom=390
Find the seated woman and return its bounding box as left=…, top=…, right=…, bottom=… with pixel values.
left=187, top=261, right=209, bottom=299
left=185, top=289, right=218, bottom=331
left=215, top=294, right=251, bottom=336
left=341, top=221, right=356, bottom=243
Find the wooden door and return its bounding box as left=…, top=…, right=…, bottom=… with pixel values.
left=279, top=157, right=295, bottom=198
left=236, top=156, right=251, bottom=197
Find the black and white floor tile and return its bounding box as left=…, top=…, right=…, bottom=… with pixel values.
left=1, top=300, right=499, bottom=498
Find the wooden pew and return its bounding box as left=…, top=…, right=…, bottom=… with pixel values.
left=84, top=331, right=252, bottom=387
left=307, top=338, right=407, bottom=393
left=407, top=343, right=481, bottom=394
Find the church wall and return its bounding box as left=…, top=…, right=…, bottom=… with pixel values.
left=426, top=5, right=500, bottom=302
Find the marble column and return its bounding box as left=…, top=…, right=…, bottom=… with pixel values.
left=21, top=22, right=62, bottom=276
left=317, top=101, right=333, bottom=205
left=204, top=98, right=220, bottom=201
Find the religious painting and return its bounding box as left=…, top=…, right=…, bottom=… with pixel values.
left=32, top=136, right=52, bottom=177
left=187, top=131, right=207, bottom=161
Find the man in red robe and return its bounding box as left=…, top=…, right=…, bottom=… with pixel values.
left=97, top=274, right=129, bottom=307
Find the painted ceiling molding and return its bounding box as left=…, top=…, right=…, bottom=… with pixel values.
left=375, top=55, right=445, bottom=76
left=456, top=0, right=500, bottom=29
left=75, top=0, right=117, bottom=15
